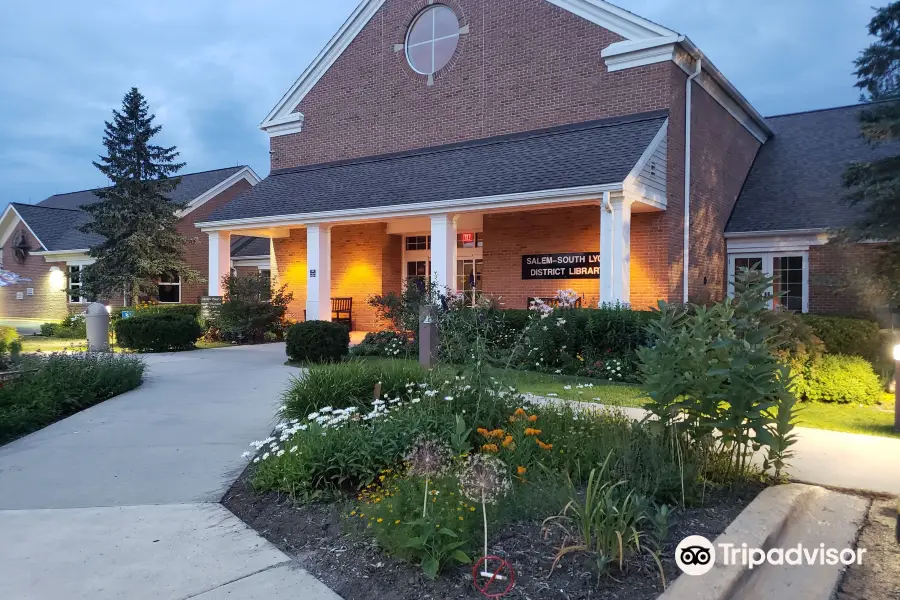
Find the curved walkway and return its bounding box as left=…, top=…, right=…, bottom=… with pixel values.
left=0, top=344, right=340, bottom=600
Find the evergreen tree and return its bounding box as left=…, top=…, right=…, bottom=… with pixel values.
left=81, top=87, right=197, bottom=304
left=842, top=2, right=900, bottom=303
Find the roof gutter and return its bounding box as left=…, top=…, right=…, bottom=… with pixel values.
left=724, top=228, right=830, bottom=239
left=683, top=57, right=701, bottom=304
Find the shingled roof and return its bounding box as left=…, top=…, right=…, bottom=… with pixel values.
left=206, top=111, right=670, bottom=223
left=38, top=166, right=247, bottom=210
left=10, top=204, right=103, bottom=251
left=727, top=102, right=900, bottom=234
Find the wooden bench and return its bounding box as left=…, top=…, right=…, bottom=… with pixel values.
left=527, top=296, right=583, bottom=309
left=332, top=297, right=353, bottom=329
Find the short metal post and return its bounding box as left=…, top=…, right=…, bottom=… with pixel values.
left=419, top=305, right=439, bottom=368
left=86, top=302, right=110, bottom=352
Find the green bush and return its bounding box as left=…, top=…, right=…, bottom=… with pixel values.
left=800, top=315, right=885, bottom=365
left=281, top=359, right=428, bottom=419
left=111, top=303, right=201, bottom=324
left=349, top=331, right=417, bottom=358
left=210, top=274, right=292, bottom=344
left=794, top=354, right=884, bottom=404
left=39, top=314, right=87, bottom=339
left=0, top=326, right=18, bottom=345
left=114, top=313, right=203, bottom=352
left=286, top=321, right=350, bottom=363
left=0, top=353, right=145, bottom=445
left=39, top=322, right=57, bottom=337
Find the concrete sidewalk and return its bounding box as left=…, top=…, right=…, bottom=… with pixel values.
left=0, top=344, right=340, bottom=600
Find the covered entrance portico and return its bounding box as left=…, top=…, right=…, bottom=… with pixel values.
left=198, top=111, right=672, bottom=331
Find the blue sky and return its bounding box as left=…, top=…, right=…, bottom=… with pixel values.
left=0, top=0, right=878, bottom=207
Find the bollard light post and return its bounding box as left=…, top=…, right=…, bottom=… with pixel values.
left=86, top=302, right=110, bottom=353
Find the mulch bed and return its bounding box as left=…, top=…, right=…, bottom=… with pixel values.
left=224, top=466, right=763, bottom=600
left=836, top=498, right=900, bottom=600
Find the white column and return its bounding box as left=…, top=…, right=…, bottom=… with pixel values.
left=208, top=231, right=231, bottom=296
left=611, top=197, right=632, bottom=305
left=306, top=224, right=332, bottom=321
left=599, top=193, right=614, bottom=304
left=430, top=213, right=458, bottom=294
left=599, top=194, right=632, bottom=306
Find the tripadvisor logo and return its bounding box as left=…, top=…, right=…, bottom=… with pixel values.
left=675, top=535, right=867, bottom=576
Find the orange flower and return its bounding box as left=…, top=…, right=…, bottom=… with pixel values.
left=517, top=466, right=527, bottom=475
left=514, top=408, right=527, bottom=417
left=490, top=429, right=506, bottom=439
left=536, top=439, right=553, bottom=451
left=482, top=443, right=499, bottom=454
left=524, top=428, right=542, bottom=437
left=502, top=435, right=514, bottom=448
left=477, top=428, right=490, bottom=438
left=528, top=415, right=538, bottom=423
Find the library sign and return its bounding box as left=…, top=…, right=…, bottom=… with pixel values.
left=522, top=252, right=600, bottom=280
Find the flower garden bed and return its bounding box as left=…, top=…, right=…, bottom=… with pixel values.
left=225, top=466, right=761, bottom=600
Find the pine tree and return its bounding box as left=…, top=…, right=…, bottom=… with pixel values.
left=81, top=87, right=197, bottom=305
left=842, top=2, right=900, bottom=303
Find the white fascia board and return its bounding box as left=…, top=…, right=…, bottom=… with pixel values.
left=726, top=231, right=830, bottom=254
left=544, top=0, right=676, bottom=39
left=176, top=167, right=262, bottom=219
left=33, top=250, right=92, bottom=264
left=625, top=118, right=668, bottom=181
left=231, top=257, right=272, bottom=269
left=2, top=205, right=50, bottom=251
left=623, top=118, right=668, bottom=209
left=0, top=205, right=23, bottom=248
left=197, top=183, right=624, bottom=232
left=260, top=0, right=385, bottom=131
left=603, top=36, right=773, bottom=144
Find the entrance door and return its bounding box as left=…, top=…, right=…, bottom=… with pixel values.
left=457, top=259, right=483, bottom=304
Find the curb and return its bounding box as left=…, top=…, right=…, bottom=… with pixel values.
left=658, top=483, right=821, bottom=600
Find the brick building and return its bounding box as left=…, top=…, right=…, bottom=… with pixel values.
left=0, top=166, right=268, bottom=321
left=195, top=0, right=890, bottom=331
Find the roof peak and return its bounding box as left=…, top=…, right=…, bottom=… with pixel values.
left=766, top=99, right=896, bottom=120
left=42, top=165, right=248, bottom=200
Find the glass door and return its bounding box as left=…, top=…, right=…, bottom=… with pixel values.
left=456, top=259, right=483, bottom=305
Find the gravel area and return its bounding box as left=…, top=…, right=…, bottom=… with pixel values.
left=836, top=498, right=900, bottom=600
left=224, top=467, right=763, bottom=600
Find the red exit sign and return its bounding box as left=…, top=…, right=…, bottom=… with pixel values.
left=459, top=232, right=475, bottom=243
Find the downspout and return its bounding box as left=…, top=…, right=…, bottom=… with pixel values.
left=683, top=57, right=702, bottom=304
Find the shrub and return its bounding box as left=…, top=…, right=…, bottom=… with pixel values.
left=0, top=326, right=18, bottom=345
left=794, top=354, right=884, bottom=404
left=114, top=313, right=203, bottom=352
left=0, top=353, right=145, bottom=444
left=281, top=360, right=429, bottom=419
left=286, top=321, right=350, bottom=363
left=39, top=314, right=87, bottom=339
left=213, top=274, right=292, bottom=344
left=39, top=322, right=58, bottom=337
left=800, top=314, right=885, bottom=365
left=349, top=330, right=417, bottom=359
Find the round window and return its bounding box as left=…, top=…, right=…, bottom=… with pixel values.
left=405, top=5, right=460, bottom=75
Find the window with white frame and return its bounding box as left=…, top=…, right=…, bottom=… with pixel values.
left=728, top=253, right=808, bottom=313
left=158, top=272, right=181, bottom=304
left=68, top=265, right=85, bottom=304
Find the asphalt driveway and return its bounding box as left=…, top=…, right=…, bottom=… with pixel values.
left=0, top=344, right=340, bottom=600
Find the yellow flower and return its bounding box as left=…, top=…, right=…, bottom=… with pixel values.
left=350, top=510, right=357, bottom=516
left=377, top=518, right=384, bottom=523
left=517, top=465, right=527, bottom=475
left=458, top=516, right=464, bottom=521
left=395, top=519, right=401, bottom=525
left=470, top=506, right=476, bottom=512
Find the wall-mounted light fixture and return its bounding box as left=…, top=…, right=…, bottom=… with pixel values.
left=49, top=266, right=65, bottom=289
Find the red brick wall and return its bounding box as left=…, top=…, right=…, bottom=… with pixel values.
left=273, top=224, right=402, bottom=331
left=0, top=227, right=69, bottom=320
left=687, top=83, right=761, bottom=305
left=177, top=179, right=253, bottom=303
left=271, top=0, right=674, bottom=170
left=808, top=242, right=882, bottom=316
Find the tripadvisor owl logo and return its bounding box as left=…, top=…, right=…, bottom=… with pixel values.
left=675, top=535, right=716, bottom=576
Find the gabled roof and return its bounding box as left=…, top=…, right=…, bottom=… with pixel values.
left=260, top=0, right=677, bottom=135
left=6, top=204, right=102, bottom=251
left=726, top=103, right=900, bottom=234
left=38, top=166, right=249, bottom=210
left=208, top=110, right=668, bottom=224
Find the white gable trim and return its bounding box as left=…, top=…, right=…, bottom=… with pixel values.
left=603, top=36, right=772, bottom=144
left=260, top=0, right=677, bottom=135
left=0, top=205, right=50, bottom=251
left=624, top=118, right=668, bottom=208
left=260, top=0, right=386, bottom=135
left=176, top=166, right=262, bottom=218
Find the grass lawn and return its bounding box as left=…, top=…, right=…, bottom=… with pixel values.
left=19, top=336, right=234, bottom=354
left=798, top=397, right=899, bottom=439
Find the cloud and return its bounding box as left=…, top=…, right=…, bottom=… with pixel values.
left=0, top=0, right=880, bottom=207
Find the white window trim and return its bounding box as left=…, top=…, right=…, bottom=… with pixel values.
left=728, top=251, right=809, bottom=313
left=67, top=264, right=87, bottom=305
left=405, top=6, right=460, bottom=76
left=158, top=275, right=182, bottom=304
